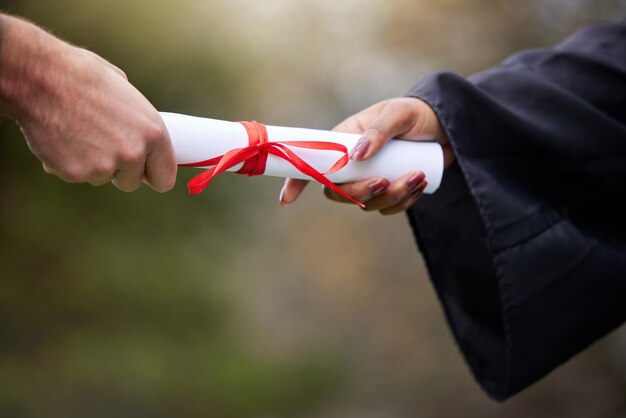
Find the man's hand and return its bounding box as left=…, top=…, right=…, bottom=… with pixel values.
left=0, top=14, right=176, bottom=192
left=279, top=97, right=454, bottom=214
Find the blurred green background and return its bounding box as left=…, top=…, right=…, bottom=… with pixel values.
left=1, top=1, right=625, bottom=417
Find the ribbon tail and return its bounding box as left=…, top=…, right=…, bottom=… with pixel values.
left=312, top=174, right=366, bottom=208
left=187, top=167, right=217, bottom=195
left=267, top=145, right=365, bottom=208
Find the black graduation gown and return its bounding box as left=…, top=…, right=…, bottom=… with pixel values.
left=405, top=19, right=626, bottom=401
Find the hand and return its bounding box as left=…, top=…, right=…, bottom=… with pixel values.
left=0, top=15, right=176, bottom=192
left=279, top=97, right=454, bottom=214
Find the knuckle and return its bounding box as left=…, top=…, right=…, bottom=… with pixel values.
left=59, top=165, right=86, bottom=183
left=365, top=123, right=387, bottom=141
left=91, top=160, right=116, bottom=177
left=385, top=189, right=405, bottom=206
left=117, top=146, right=146, bottom=166
left=390, top=98, right=417, bottom=113
left=144, top=119, right=169, bottom=144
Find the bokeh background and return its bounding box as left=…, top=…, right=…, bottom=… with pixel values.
left=1, top=1, right=625, bottom=417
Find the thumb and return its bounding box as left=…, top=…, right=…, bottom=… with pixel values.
left=349, top=98, right=442, bottom=161
left=279, top=178, right=310, bottom=206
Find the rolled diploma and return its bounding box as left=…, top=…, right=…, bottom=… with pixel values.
left=161, top=112, right=443, bottom=193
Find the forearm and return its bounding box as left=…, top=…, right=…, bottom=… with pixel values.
left=0, top=14, right=70, bottom=121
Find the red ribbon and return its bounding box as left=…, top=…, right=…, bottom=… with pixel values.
left=180, top=121, right=365, bottom=207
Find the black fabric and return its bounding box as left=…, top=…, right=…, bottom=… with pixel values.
left=405, top=19, right=626, bottom=400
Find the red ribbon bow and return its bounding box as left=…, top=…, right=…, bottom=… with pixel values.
left=180, top=121, right=365, bottom=207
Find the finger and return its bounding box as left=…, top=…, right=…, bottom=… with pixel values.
left=89, top=174, right=114, bottom=187
left=332, top=101, right=388, bottom=134
left=280, top=178, right=310, bottom=206
left=111, top=165, right=144, bottom=192
left=44, top=161, right=113, bottom=186
left=86, top=159, right=117, bottom=187
left=349, top=101, right=415, bottom=161
left=332, top=115, right=364, bottom=134
left=362, top=171, right=425, bottom=211
left=144, top=128, right=177, bottom=193
left=350, top=98, right=448, bottom=161
left=379, top=181, right=427, bottom=216
left=42, top=162, right=56, bottom=175
left=322, top=177, right=389, bottom=204
left=43, top=162, right=83, bottom=184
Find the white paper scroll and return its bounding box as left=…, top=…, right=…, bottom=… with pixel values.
left=161, top=112, right=443, bottom=193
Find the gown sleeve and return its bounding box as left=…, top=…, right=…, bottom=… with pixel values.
left=405, top=19, right=626, bottom=400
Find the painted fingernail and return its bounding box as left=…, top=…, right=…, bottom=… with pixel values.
left=350, top=138, right=370, bottom=161
left=406, top=172, right=425, bottom=190
left=412, top=180, right=428, bottom=196
left=367, top=178, right=388, bottom=197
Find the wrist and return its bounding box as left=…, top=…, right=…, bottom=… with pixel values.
left=0, top=15, right=71, bottom=121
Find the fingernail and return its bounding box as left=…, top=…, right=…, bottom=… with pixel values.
left=279, top=185, right=288, bottom=207
left=406, top=172, right=425, bottom=190
left=367, top=179, right=387, bottom=197
left=412, top=180, right=428, bottom=196
left=350, top=138, right=370, bottom=161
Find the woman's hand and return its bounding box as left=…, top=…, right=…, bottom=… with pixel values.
left=279, top=97, right=454, bottom=214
